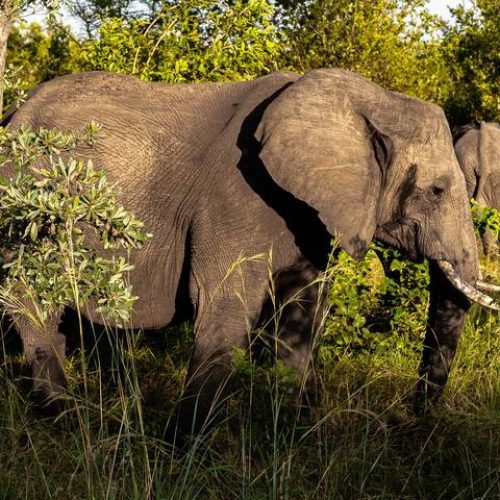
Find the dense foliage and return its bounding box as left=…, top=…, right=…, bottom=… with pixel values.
left=3, top=0, right=497, bottom=128
left=322, top=246, right=429, bottom=361
left=281, top=0, right=449, bottom=102
left=0, top=124, right=149, bottom=324
left=3, top=21, right=78, bottom=109
left=442, top=0, right=500, bottom=125
left=78, top=0, right=283, bottom=82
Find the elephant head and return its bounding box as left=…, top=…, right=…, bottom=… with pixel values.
left=454, top=121, right=500, bottom=254
left=254, top=69, right=497, bottom=407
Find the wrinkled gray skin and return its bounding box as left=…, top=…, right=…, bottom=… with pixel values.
left=3, top=69, right=479, bottom=432
left=454, top=121, right=500, bottom=254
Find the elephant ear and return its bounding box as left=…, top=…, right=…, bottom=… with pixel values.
left=255, top=70, right=393, bottom=260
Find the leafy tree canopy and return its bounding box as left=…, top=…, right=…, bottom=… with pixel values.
left=2, top=0, right=499, bottom=124
left=78, top=0, right=283, bottom=82
left=442, top=0, right=500, bottom=126
left=280, top=0, right=450, bottom=102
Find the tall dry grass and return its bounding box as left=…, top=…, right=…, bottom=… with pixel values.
left=0, top=253, right=498, bottom=499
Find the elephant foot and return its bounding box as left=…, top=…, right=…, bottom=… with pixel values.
left=174, top=387, right=228, bottom=436
left=31, top=389, right=67, bottom=418
left=413, top=379, right=444, bottom=416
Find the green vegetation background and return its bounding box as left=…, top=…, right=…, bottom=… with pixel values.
left=5, top=0, right=499, bottom=126
left=0, top=1, right=499, bottom=498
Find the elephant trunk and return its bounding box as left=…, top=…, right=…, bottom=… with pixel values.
left=414, top=197, right=500, bottom=410
left=415, top=261, right=471, bottom=412
left=416, top=249, right=500, bottom=412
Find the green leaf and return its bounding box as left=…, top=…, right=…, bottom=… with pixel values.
left=29, top=222, right=38, bottom=241
left=0, top=124, right=151, bottom=326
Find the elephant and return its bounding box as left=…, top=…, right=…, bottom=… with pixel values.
left=454, top=121, right=500, bottom=254
left=1, top=69, right=498, bottom=433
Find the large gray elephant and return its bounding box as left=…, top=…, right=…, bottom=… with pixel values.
left=454, top=121, right=500, bottom=254
left=2, top=69, right=497, bottom=432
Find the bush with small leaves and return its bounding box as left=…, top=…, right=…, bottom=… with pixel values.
left=0, top=123, right=150, bottom=325
left=320, top=245, right=429, bottom=365
left=78, top=0, right=282, bottom=83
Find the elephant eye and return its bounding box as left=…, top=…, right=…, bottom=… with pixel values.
left=429, top=177, right=449, bottom=199
left=431, top=185, right=445, bottom=196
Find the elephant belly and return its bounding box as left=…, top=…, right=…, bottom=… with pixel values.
left=84, top=240, right=189, bottom=330
left=131, top=243, right=189, bottom=328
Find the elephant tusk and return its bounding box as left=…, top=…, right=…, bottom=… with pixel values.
left=436, top=260, right=500, bottom=311
left=476, top=281, right=500, bottom=293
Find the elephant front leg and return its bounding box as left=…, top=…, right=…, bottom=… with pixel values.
left=271, top=261, right=327, bottom=400
left=176, top=305, right=252, bottom=434
left=415, top=263, right=470, bottom=413
left=13, top=311, right=67, bottom=416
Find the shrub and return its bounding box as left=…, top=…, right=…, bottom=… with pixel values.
left=320, top=245, right=429, bottom=364
left=471, top=199, right=500, bottom=238
left=78, top=0, right=283, bottom=83
left=0, top=123, right=150, bottom=325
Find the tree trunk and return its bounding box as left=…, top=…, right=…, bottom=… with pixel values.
left=0, top=0, right=13, bottom=114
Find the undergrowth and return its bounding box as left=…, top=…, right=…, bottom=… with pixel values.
left=0, top=251, right=498, bottom=499
left=0, top=126, right=498, bottom=498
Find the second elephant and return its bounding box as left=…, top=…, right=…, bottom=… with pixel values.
left=455, top=121, right=500, bottom=254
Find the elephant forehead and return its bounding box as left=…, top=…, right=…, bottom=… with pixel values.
left=481, top=123, right=500, bottom=161
left=398, top=140, right=457, bottom=171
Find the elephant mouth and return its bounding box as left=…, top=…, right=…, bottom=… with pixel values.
left=375, top=220, right=423, bottom=262
left=374, top=225, right=500, bottom=311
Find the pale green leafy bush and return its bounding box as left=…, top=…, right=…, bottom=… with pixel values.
left=79, top=0, right=282, bottom=83
left=0, top=124, right=150, bottom=324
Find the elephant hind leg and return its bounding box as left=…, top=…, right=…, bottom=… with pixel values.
left=12, top=310, right=67, bottom=416
left=176, top=259, right=327, bottom=434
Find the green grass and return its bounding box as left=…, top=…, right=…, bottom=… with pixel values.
left=0, top=262, right=499, bottom=499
